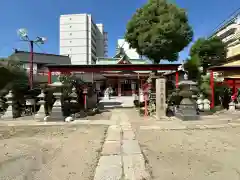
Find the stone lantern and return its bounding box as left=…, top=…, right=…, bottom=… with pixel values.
left=25, top=96, right=36, bottom=115
left=2, top=91, right=14, bottom=119
left=48, top=81, right=65, bottom=121
left=35, top=90, right=46, bottom=120
left=175, top=73, right=199, bottom=120
left=70, top=87, right=78, bottom=103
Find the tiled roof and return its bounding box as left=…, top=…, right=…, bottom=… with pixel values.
left=96, top=57, right=148, bottom=65
left=8, top=51, right=71, bottom=65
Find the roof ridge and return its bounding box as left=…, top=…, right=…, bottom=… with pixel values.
left=12, top=51, right=69, bottom=57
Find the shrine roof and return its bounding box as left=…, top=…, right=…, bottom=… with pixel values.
left=46, top=64, right=181, bottom=72
left=96, top=57, right=148, bottom=65
left=209, top=59, right=240, bottom=71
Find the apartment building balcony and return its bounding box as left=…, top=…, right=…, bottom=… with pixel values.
left=228, top=39, right=240, bottom=47
left=222, top=30, right=240, bottom=44
left=216, top=23, right=238, bottom=38
left=227, top=44, right=240, bottom=58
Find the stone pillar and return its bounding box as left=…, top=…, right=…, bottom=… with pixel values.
left=35, top=90, right=46, bottom=120
left=118, top=80, right=121, bottom=96
left=2, top=91, right=14, bottom=119
left=156, top=78, right=166, bottom=120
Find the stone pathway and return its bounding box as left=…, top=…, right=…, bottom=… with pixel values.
left=94, top=109, right=150, bottom=180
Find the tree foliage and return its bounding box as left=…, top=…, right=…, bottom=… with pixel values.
left=125, top=0, right=193, bottom=64
left=0, top=58, right=28, bottom=94
left=183, top=55, right=201, bottom=81
left=190, top=37, right=227, bottom=71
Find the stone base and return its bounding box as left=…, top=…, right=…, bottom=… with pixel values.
left=175, top=112, right=200, bottom=121
left=1, top=105, right=13, bottom=119
left=34, top=105, right=46, bottom=120
left=49, top=100, right=64, bottom=121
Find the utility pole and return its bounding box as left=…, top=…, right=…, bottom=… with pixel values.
left=29, top=40, right=34, bottom=89
left=17, top=28, right=47, bottom=89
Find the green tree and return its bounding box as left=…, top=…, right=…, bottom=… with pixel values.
left=183, top=55, right=201, bottom=81
left=190, top=37, right=227, bottom=73
left=0, top=58, right=28, bottom=93
left=124, top=0, right=193, bottom=64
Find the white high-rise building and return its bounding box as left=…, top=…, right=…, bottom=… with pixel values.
left=117, top=39, right=140, bottom=59
left=60, top=14, right=108, bottom=65
left=212, top=13, right=240, bottom=59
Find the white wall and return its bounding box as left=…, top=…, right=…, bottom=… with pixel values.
left=117, top=39, right=140, bottom=59
left=214, top=15, right=240, bottom=58
left=59, top=14, right=107, bottom=65
left=22, top=63, right=38, bottom=74
left=96, top=24, right=105, bottom=57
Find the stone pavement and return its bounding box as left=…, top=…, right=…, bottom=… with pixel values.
left=0, top=119, right=116, bottom=127
left=94, top=110, right=150, bottom=180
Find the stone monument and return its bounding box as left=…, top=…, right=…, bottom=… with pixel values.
left=156, top=78, right=166, bottom=120
left=35, top=90, right=46, bottom=120
left=175, top=73, right=199, bottom=121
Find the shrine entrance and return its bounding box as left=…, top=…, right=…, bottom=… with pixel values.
left=121, top=80, right=131, bottom=96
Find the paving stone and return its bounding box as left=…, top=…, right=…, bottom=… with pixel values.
left=228, top=123, right=240, bottom=127
left=140, top=126, right=161, bottom=130
left=89, top=120, right=115, bottom=125
left=73, top=120, right=91, bottom=124
left=121, top=125, right=132, bottom=131
left=120, top=121, right=131, bottom=126
left=194, top=125, right=207, bottom=129
left=109, top=125, right=120, bottom=129
left=110, top=113, right=120, bottom=122
left=122, top=140, right=141, bottom=155
left=168, top=125, right=187, bottom=130
left=94, top=155, right=122, bottom=180
left=123, top=130, right=135, bottom=140
left=204, top=124, right=230, bottom=129
left=106, top=126, right=121, bottom=141
left=123, top=154, right=151, bottom=180
left=102, top=141, right=121, bottom=155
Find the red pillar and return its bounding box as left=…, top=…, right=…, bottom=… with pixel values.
left=175, top=71, right=179, bottom=89
left=210, top=70, right=214, bottom=109
left=232, top=80, right=237, bottom=100
left=144, top=92, right=148, bottom=117
left=29, top=41, right=34, bottom=89
left=48, top=70, right=52, bottom=84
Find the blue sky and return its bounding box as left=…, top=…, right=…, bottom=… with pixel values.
left=0, top=0, right=240, bottom=63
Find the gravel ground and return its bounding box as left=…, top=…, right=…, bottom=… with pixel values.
left=77, top=110, right=112, bottom=121
left=0, top=125, right=107, bottom=180
left=136, top=127, right=240, bottom=180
